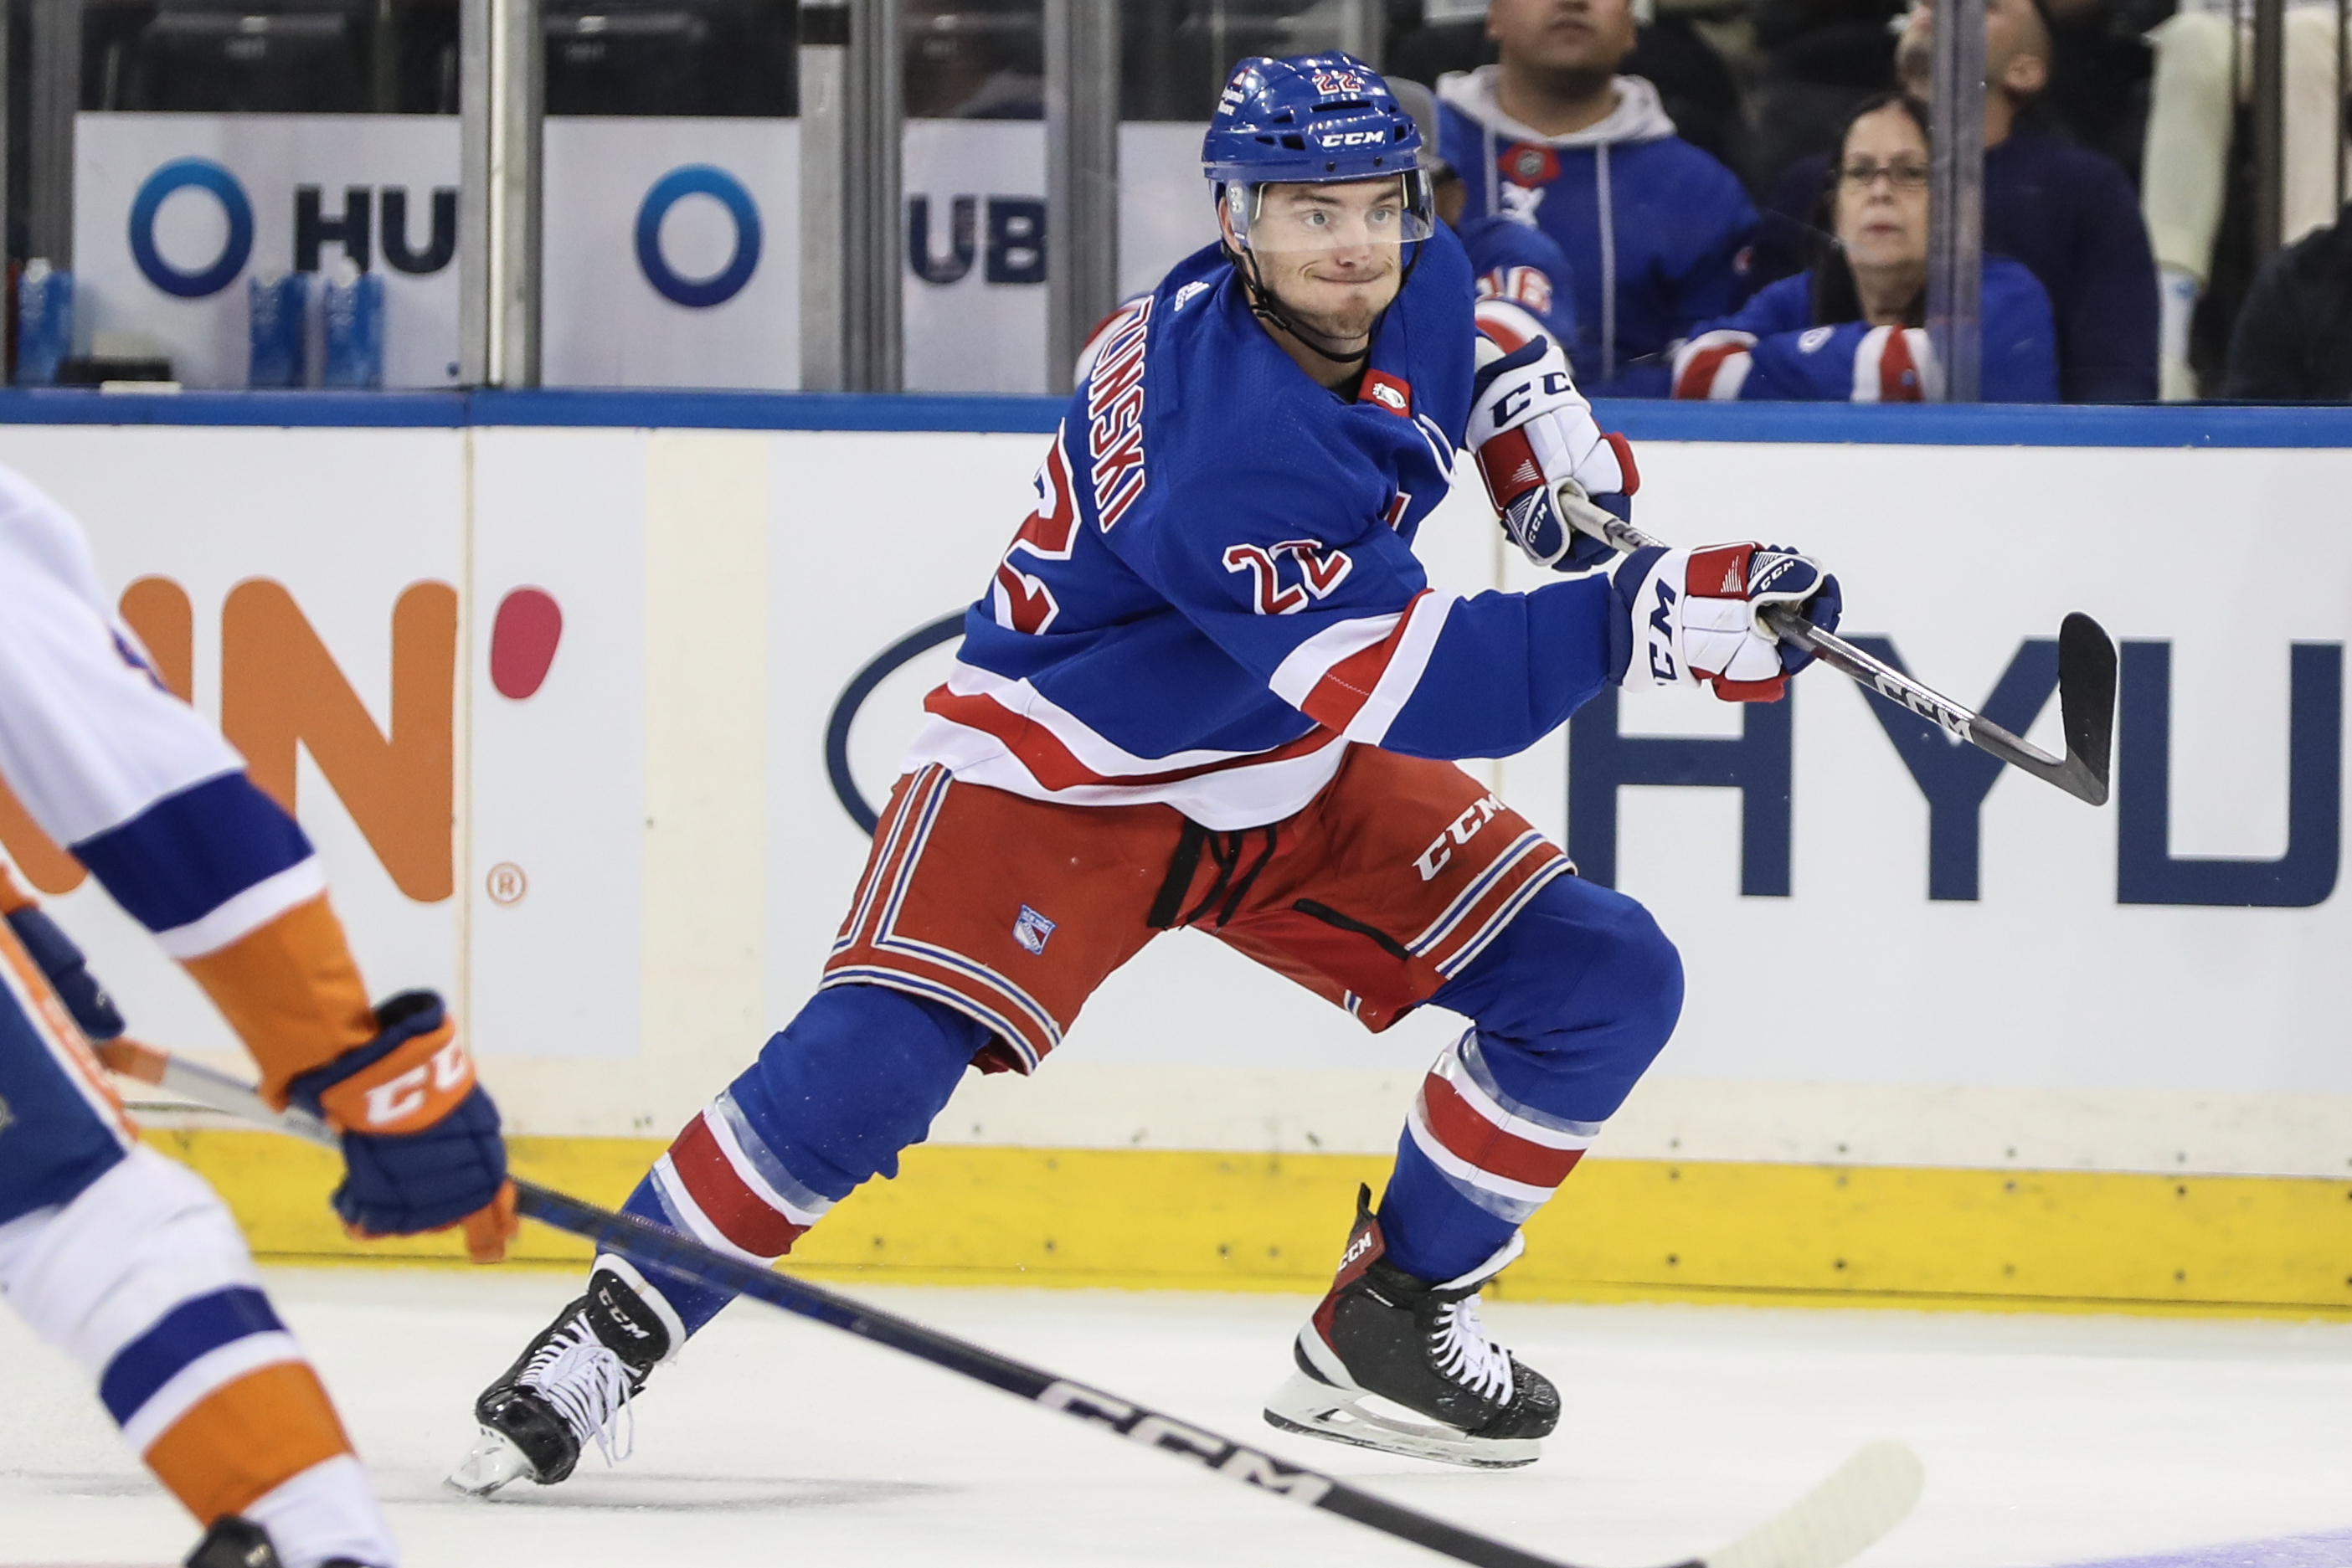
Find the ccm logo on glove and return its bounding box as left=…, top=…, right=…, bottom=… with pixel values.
left=358, top=1037, right=473, bottom=1129
left=1466, top=334, right=1634, bottom=573
left=291, top=994, right=479, bottom=1136
left=1611, top=542, right=1843, bottom=704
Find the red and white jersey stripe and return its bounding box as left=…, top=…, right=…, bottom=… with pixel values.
left=1404, top=1031, right=1601, bottom=1223
left=1266, top=589, right=1456, bottom=746
left=908, top=660, right=1353, bottom=830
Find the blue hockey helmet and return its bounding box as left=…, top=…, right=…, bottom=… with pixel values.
left=1202, top=54, right=1434, bottom=251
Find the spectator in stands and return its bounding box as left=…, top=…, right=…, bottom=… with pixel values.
left=2038, top=0, right=2165, bottom=180
left=1746, top=0, right=1912, bottom=187
left=1436, top=0, right=1757, bottom=397
left=1386, top=0, right=1752, bottom=173
left=1748, top=0, right=2159, bottom=402
left=2142, top=0, right=2352, bottom=398
left=1675, top=93, right=2061, bottom=399
left=1392, top=76, right=1583, bottom=356
left=904, top=0, right=1042, bottom=119
left=2223, top=203, right=2352, bottom=400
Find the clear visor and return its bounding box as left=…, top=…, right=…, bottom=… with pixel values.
left=1227, top=172, right=1435, bottom=254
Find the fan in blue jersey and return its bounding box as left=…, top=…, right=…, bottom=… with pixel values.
left=1671, top=95, right=2060, bottom=404
left=1392, top=75, right=1582, bottom=366
left=453, top=53, right=1844, bottom=1484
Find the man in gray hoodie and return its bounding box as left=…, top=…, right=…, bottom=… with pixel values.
left=1438, top=0, right=1757, bottom=396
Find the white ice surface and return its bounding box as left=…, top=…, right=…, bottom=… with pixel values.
left=3, top=1268, right=2349, bottom=1568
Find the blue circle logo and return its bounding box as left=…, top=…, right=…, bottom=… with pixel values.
left=128, top=158, right=255, bottom=298
left=635, top=166, right=761, bottom=308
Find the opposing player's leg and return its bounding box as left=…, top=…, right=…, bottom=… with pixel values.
left=452, top=983, right=986, bottom=1492
left=0, top=928, right=396, bottom=1567
left=1267, top=872, right=1680, bottom=1466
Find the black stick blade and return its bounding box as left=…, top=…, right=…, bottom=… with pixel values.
left=2056, top=613, right=2118, bottom=807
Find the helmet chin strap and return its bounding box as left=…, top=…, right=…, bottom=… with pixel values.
left=1230, top=243, right=1376, bottom=366
left=1227, top=237, right=1425, bottom=372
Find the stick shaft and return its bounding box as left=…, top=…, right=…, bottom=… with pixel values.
left=115, top=1046, right=1578, bottom=1568
left=1561, top=496, right=2071, bottom=774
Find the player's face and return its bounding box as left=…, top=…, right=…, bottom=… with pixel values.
left=1241, top=179, right=1409, bottom=345
left=1834, top=106, right=1931, bottom=275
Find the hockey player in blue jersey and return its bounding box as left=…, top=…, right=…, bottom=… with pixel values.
left=455, top=53, right=1842, bottom=1483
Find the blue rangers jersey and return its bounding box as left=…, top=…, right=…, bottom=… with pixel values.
left=908, top=224, right=1617, bottom=830
left=1674, top=257, right=2059, bottom=404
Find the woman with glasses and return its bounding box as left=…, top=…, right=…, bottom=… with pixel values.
left=1672, top=92, right=2059, bottom=401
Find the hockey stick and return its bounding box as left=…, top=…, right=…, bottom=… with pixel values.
left=1559, top=493, right=2118, bottom=806
left=100, top=1038, right=1925, bottom=1568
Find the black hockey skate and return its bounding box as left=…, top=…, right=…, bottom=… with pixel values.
left=447, top=1255, right=679, bottom=1496
left=1263, top=1185, right=1559, bottom=1468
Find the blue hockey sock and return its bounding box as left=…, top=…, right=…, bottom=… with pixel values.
left=613, top=983, right=991, bottom=1339
left=617, top=1178, right=734, bottom=1336
left=1377, top=874, right=1683, bottom=1283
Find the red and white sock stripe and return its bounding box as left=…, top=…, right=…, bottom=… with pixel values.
left=651, top=1103, right=836, bottom=1264
left=1403, top=1032, right=1600, bottom=1224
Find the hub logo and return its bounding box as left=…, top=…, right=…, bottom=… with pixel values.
left=128, top=158, right=459, bottom=297
left=908, top=195, right=1046, bottom=286
left=128, top=159, right=255, bottom=297
left=636, top=165, right=762, bottom=308
left=294, top=184, right=458, bottom=275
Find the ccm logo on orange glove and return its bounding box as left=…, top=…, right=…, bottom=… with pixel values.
left=332, top=1032, right=474, bottom=1133
left=285, top=990, right=517, bottom=1260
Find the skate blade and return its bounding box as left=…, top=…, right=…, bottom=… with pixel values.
left=445, top=1427, right=538, bottom=1497
left=1261, top=1370, right=1541, bottom=1470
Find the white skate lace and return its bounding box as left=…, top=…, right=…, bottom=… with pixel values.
left=1428, top=1296, right=1516, bottom=1406
left=521, top=1319, right=637, bottom=1465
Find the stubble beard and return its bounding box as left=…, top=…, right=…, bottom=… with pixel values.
left=1268, top=270, right=1397, bottom=355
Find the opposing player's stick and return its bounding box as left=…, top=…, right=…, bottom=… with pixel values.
left=100, top=1037, right=1926, bottom=1568
left=1559, top=493, right=2118, bottom=806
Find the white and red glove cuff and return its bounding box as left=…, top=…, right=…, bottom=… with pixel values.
left=1619, top=542, right=1809, bottom=702
left=1473, top=297, right=1549, bottom=355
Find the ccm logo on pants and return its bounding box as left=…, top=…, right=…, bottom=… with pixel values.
left=1415, top=794, right=1506, bottom=882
